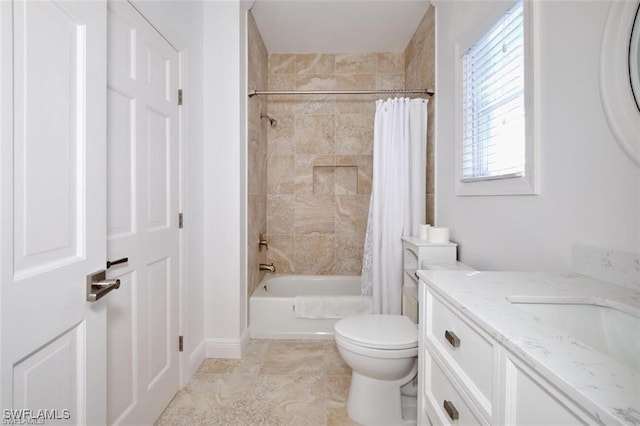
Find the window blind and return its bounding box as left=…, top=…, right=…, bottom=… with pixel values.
left=461, top=0, right=525, bottom=182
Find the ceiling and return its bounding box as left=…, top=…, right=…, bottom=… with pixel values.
left=250, top=0, right=431, bottom=54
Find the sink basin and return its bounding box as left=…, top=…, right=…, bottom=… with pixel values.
left=509, top=298, right=640, bottom=372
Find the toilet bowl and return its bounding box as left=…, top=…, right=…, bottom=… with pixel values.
left=334, top=314, right=418, bottom=426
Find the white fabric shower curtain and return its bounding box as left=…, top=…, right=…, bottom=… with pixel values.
left=361, top=97, right=427, bottom=314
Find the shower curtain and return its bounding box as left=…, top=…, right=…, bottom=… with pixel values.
left=361, top=97, right=427, bottom=315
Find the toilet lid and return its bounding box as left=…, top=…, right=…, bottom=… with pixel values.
left=334, top=314, right=417, bottom=350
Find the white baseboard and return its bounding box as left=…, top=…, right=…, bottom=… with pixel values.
left=204, top=328, right=251, bottom=359
left=182, top=330, right=251, bottom=387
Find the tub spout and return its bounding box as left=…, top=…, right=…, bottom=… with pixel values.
left=259, top=263, right=276, bottom=273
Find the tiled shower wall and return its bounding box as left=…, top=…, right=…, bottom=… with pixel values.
left=266, top=52, right=405, bottom=275
left=405, top=7, right=435, bottom=225
left=248, top=7, right=434, bottom=284
left=247, top=12, right=268, bottom=296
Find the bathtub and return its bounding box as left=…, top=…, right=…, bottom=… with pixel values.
left=250, top=274, right=368, bottom=339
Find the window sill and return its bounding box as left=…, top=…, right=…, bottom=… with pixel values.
left=455, top=174, right=539, bottom=196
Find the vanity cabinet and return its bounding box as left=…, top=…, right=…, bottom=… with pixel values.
left=418, top=283, right=598, bottom=425
left=501, top=354, right=594, bottom=425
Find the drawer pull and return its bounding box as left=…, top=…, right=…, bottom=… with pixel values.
left=443, top=400, right=459, bottom=421
left=445, top=330, right=461, bottom=348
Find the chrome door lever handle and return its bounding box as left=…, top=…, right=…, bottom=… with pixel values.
left=86, top=269, right=121, bottom=302
left=106, top=257, right=128, bottom=269
left=94, top=279, right=120, bottom=287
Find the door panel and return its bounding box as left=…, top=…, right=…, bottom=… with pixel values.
left=147, top=47, right=170, bottom=102
left=13, top=0, right=85, bottom=276
left=13, top=325, right=84, bottom=417
left=1, top=1, right=107, bottom=424
left=146, top=258, right=170, bottom=386
left=107, top=88, right=135, bottom=238
left=106, top=2, right=180, bottom=424
left=106, top=271, right=137, bottom=421
left=146, top=107, right=170, bottom=230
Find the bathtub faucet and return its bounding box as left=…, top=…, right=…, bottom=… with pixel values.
left=259, top=263, right=276, bottom=273
left=258, top=233, right=268, bottom=251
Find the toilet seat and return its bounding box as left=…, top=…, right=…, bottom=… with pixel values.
left=335, top=334, right=418, bottom=360
left=334, top=314, right=417, bottom=350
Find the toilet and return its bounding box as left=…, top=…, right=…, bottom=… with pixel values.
left=334, top=314, right=418, bottom=426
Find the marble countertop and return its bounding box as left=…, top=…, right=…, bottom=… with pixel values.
left=417, top=270, right=640, bottom=425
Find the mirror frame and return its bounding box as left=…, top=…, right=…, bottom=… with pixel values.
left=631, top=4, right=640, bottom=109
left=600, top=0, right=640, bottom=167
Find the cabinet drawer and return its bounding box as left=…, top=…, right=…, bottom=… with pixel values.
left=425, top=288, right=494, bottom=414
left=504, top=354, right=597, bottom=425
left=422, top=349, right=487, bottom=425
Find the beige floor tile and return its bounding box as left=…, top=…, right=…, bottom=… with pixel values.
left=327, top=407, right=362, bottom=426
left=156, top=339, right=359, bottom=426
left=196, top=358, right=261, bottom=376
left=250, top=375, right=327, bottom=425
left=323, top=343, right=352, bottom=376
left=154, top=391, right=210, bottom=426
left=261, top=340, right=329, bottom=376
left=326, top=375, right=351, bottom=408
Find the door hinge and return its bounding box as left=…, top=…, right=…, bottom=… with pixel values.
left=178, top=89, right=183, bottom=106
left=178, top=335, right=184, bottom=352
left=178, top=213, right=183, bottom=229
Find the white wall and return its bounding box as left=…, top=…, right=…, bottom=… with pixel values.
left=435, top=0, right=640, bottom=271
left=130, top=0, right=205, bottom=382
left=202, top=0, right=249, bottom=357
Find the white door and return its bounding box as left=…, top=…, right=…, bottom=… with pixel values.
left=0, top=0, right=108, bottom=424
left=106, top=2, right=180, bottom=424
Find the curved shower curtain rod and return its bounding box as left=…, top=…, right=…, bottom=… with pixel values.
left=247, top=88, right=434, bottom=97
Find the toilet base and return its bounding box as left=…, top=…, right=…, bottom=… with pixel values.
left=402, top=395, right=417, bottom=423
left=346, top=365, right=418, bottom=426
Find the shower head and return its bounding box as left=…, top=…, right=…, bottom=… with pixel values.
left=260, top=114, right=277, bottom=128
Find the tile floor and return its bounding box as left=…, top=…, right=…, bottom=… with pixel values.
left=155, top=339, right=360, bottom=426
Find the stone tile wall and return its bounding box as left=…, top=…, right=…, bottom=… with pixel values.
left=266, top=52, right=404, bottom=275
left=247, top=12, right=269, bottom=296
left=405, top=6, right=435, bottom=225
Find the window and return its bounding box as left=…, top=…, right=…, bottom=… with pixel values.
left=455, top=0, right=538, bottom=195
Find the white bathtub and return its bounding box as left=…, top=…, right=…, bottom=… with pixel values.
left=250, top=274, right=368, bottom=339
